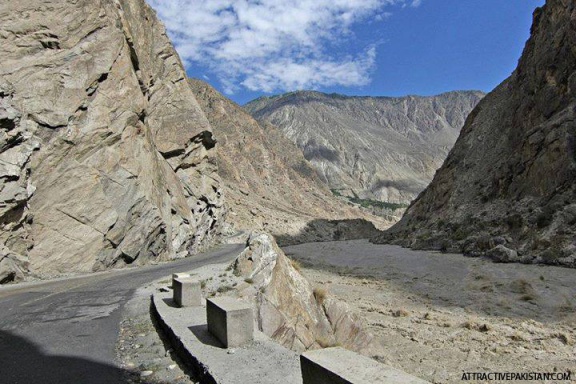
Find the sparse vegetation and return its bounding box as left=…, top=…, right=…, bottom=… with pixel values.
left=557, top=333, right=573, bottom=346
left=559, top=298, right=573, bottom=312
left=393, top=308, right=410, bottom=318
left=509, top=332, right=527, bottom=342
left=244, top=277, right=254, bottom=284
left=419, top=231, right=432, bottom=241
left=329, top=189, right=408, bottom=211
left=520, top=293, right=536, bottom=302
left=462, top=319, right=492, bottom=332
left=510, top=279, right=533, bottom=294
left=463, top=320, right=476, bottom=330
left=511, top=279, right=538, bottom=302
left=289, top=258, right=302, bottom=272
left=478, top=323, right=492, bottom=332
left=217, top=285, right=233, bottom=294
left=349, top=196, right=408, bottom=211
left=453, top=228, right=469, bottom=241
left=313, top=287, right=328, bottom=305
left=541, top=248, right=562, bottom=262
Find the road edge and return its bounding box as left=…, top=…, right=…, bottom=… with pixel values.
left=150, top=294, right=218, bottom=384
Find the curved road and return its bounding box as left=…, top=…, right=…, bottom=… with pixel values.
left=0, top=243, right=244, bottom=384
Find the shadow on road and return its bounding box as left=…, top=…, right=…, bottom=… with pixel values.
left=0, top=330, right=170, bottom=384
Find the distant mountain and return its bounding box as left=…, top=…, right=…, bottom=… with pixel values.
left=373, top=0, right=576, bottom=267
left=245, top=90, right=484, bottom=204
left=189, top=79, right=387, bottom=241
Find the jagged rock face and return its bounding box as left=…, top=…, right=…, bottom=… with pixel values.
left=374, top=0, right=576, bottom=267
left=245, top=91, right=484, bottom=204
left=234, top=232, right=373, bottom=353
left=189, top=79, right=388, bottom=240
left=0, top=0, right=225, bottom=283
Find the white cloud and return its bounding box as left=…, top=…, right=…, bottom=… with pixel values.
left=241, top=47, right=376, bottom=92
left=147, top=0, right=420, bottom=93
left=375, top=12, right=393, bottom=21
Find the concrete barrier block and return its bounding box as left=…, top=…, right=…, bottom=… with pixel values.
left=300, top=347, right=429, bottom=384
left=172, top=273, right=191, bottom=288
left=206, top=297, right=253, bottom=348
left=173, top=277, right=202, bottom=307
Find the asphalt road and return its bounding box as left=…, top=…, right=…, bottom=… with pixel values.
left=0, top=243, right=244, bottom=384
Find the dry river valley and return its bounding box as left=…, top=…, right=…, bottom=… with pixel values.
left=283, top=240, right=576, bottom=384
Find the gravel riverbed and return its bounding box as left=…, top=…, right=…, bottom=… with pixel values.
left=283, top=240, right=576, bottom=384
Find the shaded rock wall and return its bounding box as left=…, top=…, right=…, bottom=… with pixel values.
left=275, top=219, right=381, bottom=247
left=374, top=0, right=576, bottom=267
left=0, top=0, right=225, bottom=283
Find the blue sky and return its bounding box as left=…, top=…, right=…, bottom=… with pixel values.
left=147, top=0, right=545, bottom=105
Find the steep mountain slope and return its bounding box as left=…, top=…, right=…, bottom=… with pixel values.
left=189, top=79, right=385, bottom=241
left=0, top=0, right=225, bottom=283
left=374, top=0, right=576, bottom=267
left=245, top=91, right=484, bottom=204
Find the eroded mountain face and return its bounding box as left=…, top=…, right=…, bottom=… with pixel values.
left=0, top=0, right=225, bottom=283
left=245, top=91, right=484, bottom=204
left=189, top=79, right=387, bottom=242
left=374, top=0, right=576, bottom=267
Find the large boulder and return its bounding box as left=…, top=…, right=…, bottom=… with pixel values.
left=234, top=232, right=373, bottom=353
left=0, top=0, right=225, bottom=282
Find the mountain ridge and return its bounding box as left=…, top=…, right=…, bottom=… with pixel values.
left=246, top=89, right=485, bottom=105
left=189, top=78, right=387, bottom=243
left=245, top=89, right=484, bottom=205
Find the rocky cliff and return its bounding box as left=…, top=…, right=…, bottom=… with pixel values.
left=245, top=91, right=484, bottom=204
left=189, top=79, right=387, bottom=242
left=374, top=0, right=576, bottom=267
left=0, top=0, right=225, bottom=283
